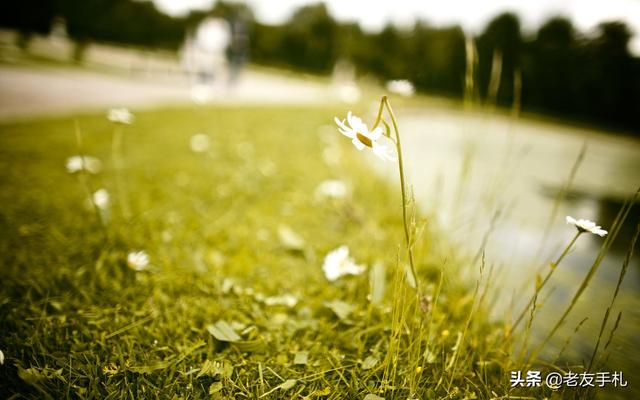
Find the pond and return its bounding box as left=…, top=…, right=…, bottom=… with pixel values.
left=373, top=103, right=640, bottom=396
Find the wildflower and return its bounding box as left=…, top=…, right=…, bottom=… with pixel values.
left=565, top=216, right=608, bottom=237
left=127, top=250, right=150, bottom=271
left=107, top=108, right=134, bottom=124
left=322, top=245, right=366, bottom=281
left=92, top=189, right=110, bottom=210
left=0, top=349, right=4, bottom=365
left=386, top=79, right=415, bottom=97
left=190, top=133, right=210, bottom=153
left=315, top=179, right=348, bottom=199
left=66, top=155, right=102, bottom=174
left=334, top=111, right=397, bottom=162
left=278, top=225, right=305, bottom=251
left=264, top=294, right=298, bottom=308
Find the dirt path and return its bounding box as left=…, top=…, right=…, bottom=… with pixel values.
left=0, top=63, right=332, bottom=120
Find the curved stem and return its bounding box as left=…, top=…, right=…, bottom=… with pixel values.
left=74, top=121, right=109, bottom=241
left=382, top=96, right=419, bottom=292
left=371, top=97, right=386, bottom=130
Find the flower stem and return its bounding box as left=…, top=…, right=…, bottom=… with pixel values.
left=371, top=98, right=386, bottom=131
left=74, top=121, right=109, bottom=240
left=512, top=231, right=581, bottom=330
left=112, top=126, right=131, bottom=219
left=381, top=96, right=420, bottom=292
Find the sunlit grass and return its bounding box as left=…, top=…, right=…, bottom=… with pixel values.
left=0, top=104, right=629, bottom=399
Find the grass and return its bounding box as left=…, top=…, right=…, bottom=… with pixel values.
left=0, top=104, right=632, bottom=399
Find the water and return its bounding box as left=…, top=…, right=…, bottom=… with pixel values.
left=372, top=103, right=640, bottom=397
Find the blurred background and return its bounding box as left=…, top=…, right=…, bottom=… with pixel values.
left=1, top=0, right=639, bottom=395
left=0, top=0, right=639, bottom=131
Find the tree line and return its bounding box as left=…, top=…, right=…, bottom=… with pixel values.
left=2, top=1, right=639, bottom=132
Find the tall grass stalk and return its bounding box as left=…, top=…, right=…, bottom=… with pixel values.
left=587, top=223, right=639, bottom=371
left=511, top=69, right=522, bottom=119
left=528, top=187, right=639, bottom=363
left=535, top=142, right=587, bottom=262
left=464, top=34, right=479, bottom=107
left=444, top=253, right=486, bottom=392
left=372, top=96, right=420, bottom=292
left=511, top=231, right=581, bottom=331
left=111, top=124, right=131, bottom=219
left=552, top=317, right=589, bottom=365
left=487, top=49, right=503, bottom=107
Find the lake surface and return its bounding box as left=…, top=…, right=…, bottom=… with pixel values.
left=371, top=103, right=640, bottom=397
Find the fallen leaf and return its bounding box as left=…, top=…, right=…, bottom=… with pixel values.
left=293, top=351, right=308, bottom=365
left=279, top=379, right=296, bottom=390
left=209, top=381, right=223, bottom=394
left=207, top=320, right=241, bottom=342
left=325, top=300, right=356, bottom=321
left=361, top=355, right=379, bottom=370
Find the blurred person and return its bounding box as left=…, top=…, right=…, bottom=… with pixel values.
left=226, top=10, right=250, bottom=87
left=331, top=58, right=361, bottom=104
left=181, top=16, right=231, bottom=88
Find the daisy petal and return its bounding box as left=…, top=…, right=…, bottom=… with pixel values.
left=347, top=112, right=366, bottom=132
left=338, top=127, right=355, bottom=138
left=373, top=142, right=397, bottom=162
left=351, top=138, right=366, bottom=150
left=334, top=117, right=350, bottom=131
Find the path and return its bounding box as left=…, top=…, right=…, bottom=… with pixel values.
left=0, top=63, right=332, bottom=120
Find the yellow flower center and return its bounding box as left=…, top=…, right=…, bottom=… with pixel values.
left=356, top=132, right=373, bottom=147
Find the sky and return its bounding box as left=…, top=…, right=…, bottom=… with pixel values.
left=152, top=0, right=640, bottom=54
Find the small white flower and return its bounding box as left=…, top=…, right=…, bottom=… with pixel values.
left=386, top=79, right=415, bottom=97
left=190, top=133, right=210, bottom=153
left=566, top=216, right=608, bottom=237
left=107, top=108, right=134, bottom=124
left=0, top=349, right=4, bottom=365
left=264, top=294, right=298, bottom=308
left=322, top=245, right=366, bottom=281
left=315, top=179, right=348, bottom=199
left=92, top=189, right=110, bottom=210
left=127, top=250, right=150, bottom=271
left=278, top=225, right=305, bottom=251
left=66, top=155, right=102, bottom=174
left=334, top=111, right=397, bottom=162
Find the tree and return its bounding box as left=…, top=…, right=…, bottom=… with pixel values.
left=0, top=0, right=56, bottom=48
left=477, top=13, right=523, bottom=105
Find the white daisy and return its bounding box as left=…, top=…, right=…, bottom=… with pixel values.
left=66, top=155, right=102, bottom=174
left=334, top=111, right=397, bottom=162
left=264, top=294, right=298, bottom=308
left=127, top=250, right=150, bottom=271
left=107, top=108, right=134, bottom=125
left=322, top=245, right=366, bottom=281
left=386, top=79, right=415, bottom=97
left=92, top=189, right=110, bottom=210
left=566, top=216, right=608, bottom=237
left=190, top=133, right=210, bottom=153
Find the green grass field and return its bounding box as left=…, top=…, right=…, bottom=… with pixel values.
left=0, top=105, right=613, bottom=399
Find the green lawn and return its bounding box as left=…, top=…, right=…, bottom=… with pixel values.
left=0, top=105, right=557, bottom=399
